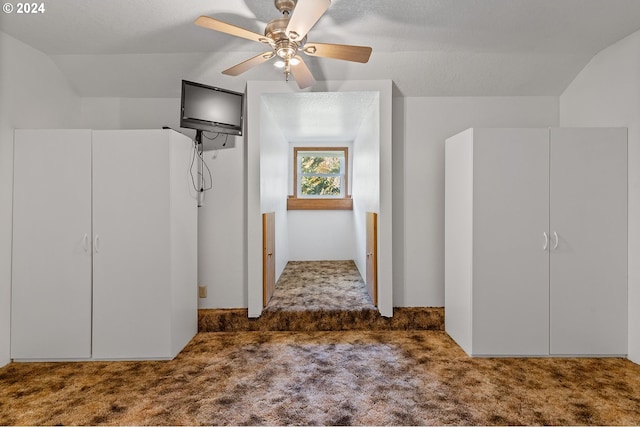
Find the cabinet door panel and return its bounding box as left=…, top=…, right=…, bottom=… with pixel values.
left=550, top=128, right=627, bottom=355
left=92, top=130, right=171, bottom=359
left=11, top=130, right=92, bottom=359
left=472, top=128, right=550, bottom=356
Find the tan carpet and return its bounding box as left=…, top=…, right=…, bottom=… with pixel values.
left=4, top=261, right=639, bottom=425
left=198, top=260, right=445, bottom=333
left=265, top=260, right=376, bottom=312
left=1, top=331, right=640, bottom=426
left=198, top=307, right=445, bottom=332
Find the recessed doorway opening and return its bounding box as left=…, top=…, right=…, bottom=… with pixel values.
left=246, top=80, right=393, bottom=318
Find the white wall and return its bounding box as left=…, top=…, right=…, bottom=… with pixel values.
left=392, top=96, right=406, bottom=311
left=352, top=96, right=380, bottom=277
left=260, top=99, right=290, bottom=280
left=80, top=96, right=247, bottom=309
left=81, top=97, right=181, bottom=131
left=246, top=82, right=299, bottom=317
left=287, top=211, right=355, bottom=261
left=0, top=32, right=82, bottom=367
left=196, top=144, right=246, bottom=308
left=286, top=140, right=356, bottom=262
left=559, top=29, right=640, bottom=364
left=396, top=96, right=559, bottom=307
left=373, top=81, right=394, bottom=317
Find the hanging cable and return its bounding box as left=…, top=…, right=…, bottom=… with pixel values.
left=189, top=140, right=200, bottom=193
left=203, top=131, right=231, bottom=148
left=197, top=145, right=213, bottom=191
left=202, top=131, right=221, bottom=140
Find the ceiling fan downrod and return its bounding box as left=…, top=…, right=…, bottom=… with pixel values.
left=265, top=2, right=305, bottom=82
left=274, top=0, right=296, bottom=16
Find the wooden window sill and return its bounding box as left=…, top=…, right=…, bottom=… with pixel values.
left=287, top=196, right=353, bottom=211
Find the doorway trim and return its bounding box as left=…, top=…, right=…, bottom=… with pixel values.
left=262, top=212, right=276, bottom=306
left=366, top=211, right=378, bottom=306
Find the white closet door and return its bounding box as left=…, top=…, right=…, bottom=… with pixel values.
left=472, top=128, right=550, bottom=356
left=11, top=130, right=92, bottom=359
left=92, top=130, right=171, bottom=359
left=550, top=128, right=627, bottom=355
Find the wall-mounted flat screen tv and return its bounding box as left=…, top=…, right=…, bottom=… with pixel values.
left=180, top=80, right=244, bottom=136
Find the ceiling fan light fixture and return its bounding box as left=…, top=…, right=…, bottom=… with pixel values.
left=277, top=46, right=296, bottom=59
left=274, top=57, right=298, bottom=70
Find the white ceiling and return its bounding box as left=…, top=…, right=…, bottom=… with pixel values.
left=262, top=91, right=378, bottom=141
left=2, top=0, right=640, bottom=98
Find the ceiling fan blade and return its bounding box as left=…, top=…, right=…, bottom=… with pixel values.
left=222, top=52, right=275, bottom=76
left=302, top=42, right=372, bottom=63
left=285, top=0, right=331, bottom=42
left=195, top=16, right=273, bottom=45
left=290, top=56, right=316, bottom=89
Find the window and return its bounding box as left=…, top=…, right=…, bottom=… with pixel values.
left=297, top=149, right=345, bottom=197
left=288, top=147, right=353, bottom=210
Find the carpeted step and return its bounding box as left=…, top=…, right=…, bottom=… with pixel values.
left=198, top=307, right=444, bottom=332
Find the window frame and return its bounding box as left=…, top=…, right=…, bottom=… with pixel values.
left=288, top=146, right=353, bottom=210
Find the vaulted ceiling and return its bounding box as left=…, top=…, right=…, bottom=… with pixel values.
left=2, top=0, right=640, bottom=98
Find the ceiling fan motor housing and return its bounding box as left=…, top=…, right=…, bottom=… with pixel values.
left=265, top=17, right=306, bottom=60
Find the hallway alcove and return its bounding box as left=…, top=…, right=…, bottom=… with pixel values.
left=245, top=80, right=393, bottom=318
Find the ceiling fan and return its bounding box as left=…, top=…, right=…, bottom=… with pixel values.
left=195, top=0, right=372, bottom=89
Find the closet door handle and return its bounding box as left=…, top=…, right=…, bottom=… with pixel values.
left=83, top=233, right=90, bottom=253
left=94, top=235, right=100, bottom=254
left=552, top=231, right=559, bottom=250
left=543, top=232, right=548, bottom=251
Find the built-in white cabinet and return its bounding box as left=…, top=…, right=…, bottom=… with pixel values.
left=11, top=129, right=198, bottom=361
left=12, top=130, right=93, bottom=359
left=445, top=127, right=627, bottom=357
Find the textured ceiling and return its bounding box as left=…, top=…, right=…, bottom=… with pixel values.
left=1, top=0, right=640, bottom=97
left=262, top=92, right=378, bottom=141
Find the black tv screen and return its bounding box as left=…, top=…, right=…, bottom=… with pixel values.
left=180, top=80, right=244, bottom=136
